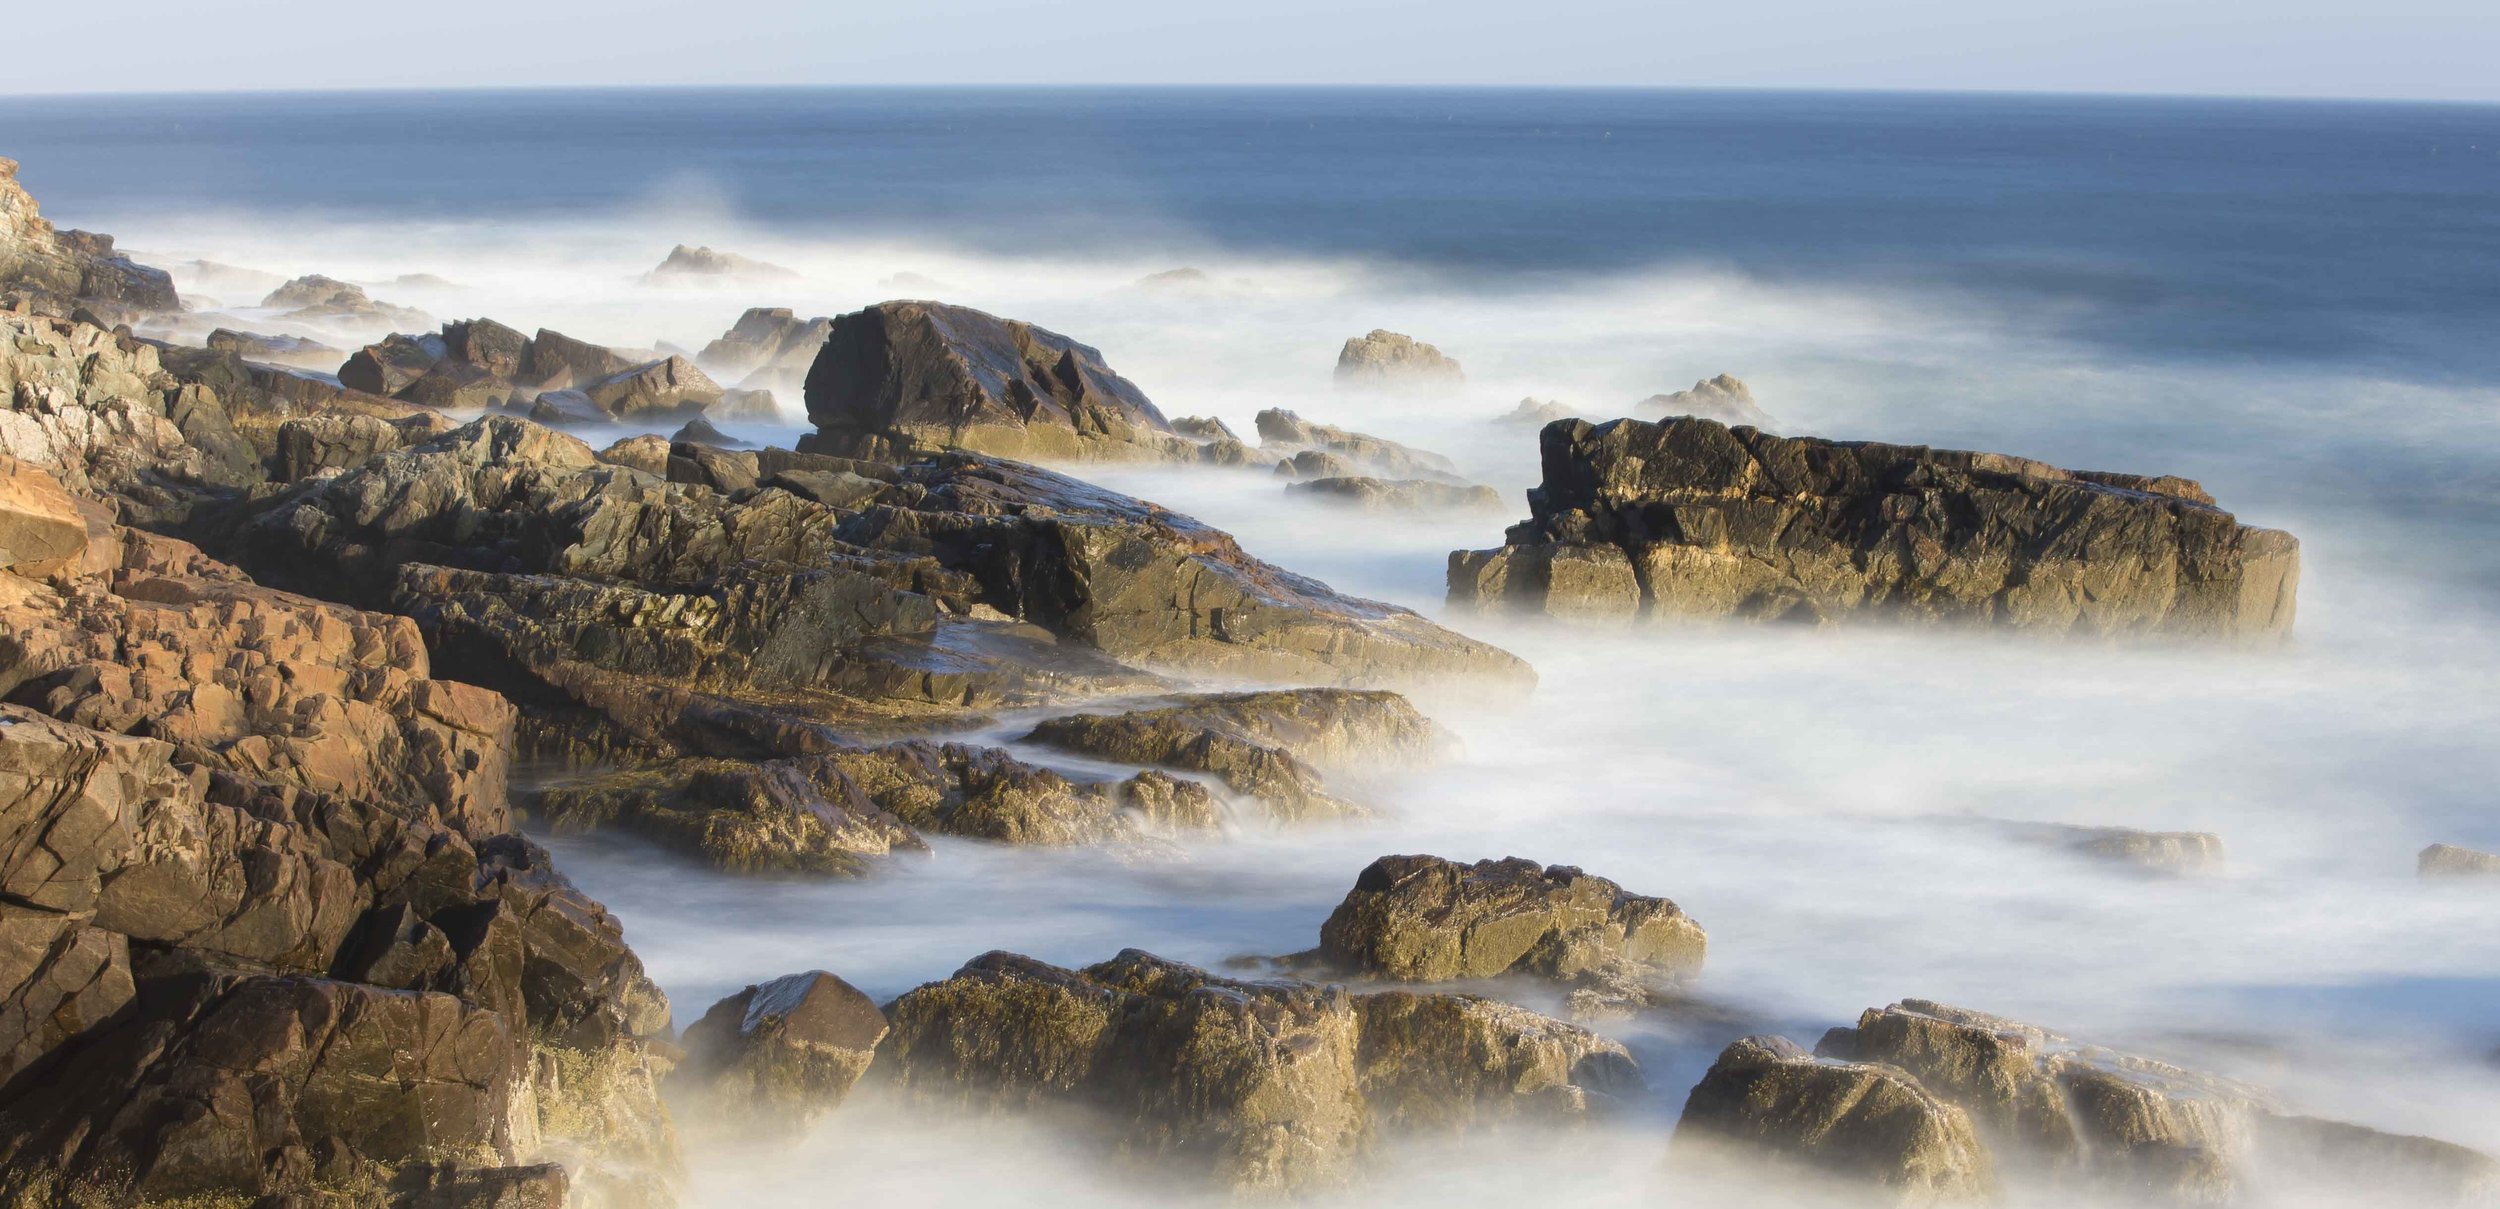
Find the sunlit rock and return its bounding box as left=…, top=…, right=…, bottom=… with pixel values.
left=1334, top=328, right=1463, bottom=391
left=1676, top=1034, right=1996, bottom=1205
left=1451, top=415, right=2300, bottom=636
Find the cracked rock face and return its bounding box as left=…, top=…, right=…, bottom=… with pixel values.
left=1452, top=415, right=2299, bottom=637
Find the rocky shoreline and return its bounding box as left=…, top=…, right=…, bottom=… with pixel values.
left=1, top=154, right=2484, bottom=1209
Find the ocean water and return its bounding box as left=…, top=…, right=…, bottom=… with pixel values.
left=6, top=87, right=2499, bottom=1206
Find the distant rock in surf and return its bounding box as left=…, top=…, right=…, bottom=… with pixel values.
left=257, top=273, right=431, bottom=330
left=1286, top=475, right=1505, bottom=513
left=2009, top=823, right=2226, bottom=874
left=641, top=243, right=796, bottom=284
left=876, top=270, right=952, bottom=293
left=1450, top=415, right=2300, bottom=637
left=1256, top=408, right=1467, bottom=482
left=1495, top=397, right=1577, bottom=426
left=1335, top=328, right=1463, bottom=391
left=2419, top=843, right=2500, bottom=877
left=1130, top=266, right=1215, bottom=294
left=696, top=305, right=832, bottom=398
left=1635, top=373, right=1775, bottom=429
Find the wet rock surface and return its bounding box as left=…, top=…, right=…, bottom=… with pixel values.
left=1452, top=415, right=2300, bottom=636
left=876, top=948, right=1632, bottom=1192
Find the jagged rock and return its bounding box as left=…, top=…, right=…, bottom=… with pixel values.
left=533, top=755, right=928, bottom=874
left=1495, top=398, right=1576, bottom=426
left=642, top=244, right=796, bottom=284
left=0, top=313, right=261, bottom=523
left=1310, top=855, right=1705, bottom=1010
left=878, top=949, right=1632, bottom=1193
left=520, top=328, right=640, bottom=392
left=1255, top=409, right=1464, bottom=482
left=0, top=158, right=178, bottom=314
left=669, top=971, right=887, bottom=1136
left=2007, top=823, right=2225, bottom=874
left=579, top=355, right=723, bottom=420
left=696, top=307, right=832, bottom=396
left=1334, top=329, right=1463, bottom=390
left=1636, top=374, right=1775, bottom=428
left=2420, top=843, right=2500, bottom=877
left=0, top=456, right=88, bottom=577
left=1020, top=689, right=1439, bottom=822
left=1286, top=476, right=1505, bottom=512
left=1450, top=416, right=2301, bottom=637
left=800, top=300, right=1204, bottom=464
left=1675, top=1034, right=1995, bottom=1205
left=340, top=331, right=450, bottom=396
left=271, top=410, right=456, bottom=481
left=671, top=417, right=747, bottom=448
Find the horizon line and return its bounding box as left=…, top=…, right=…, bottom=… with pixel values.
left=3, top=81, right=2497, bottom=108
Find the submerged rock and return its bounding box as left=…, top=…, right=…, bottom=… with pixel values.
left=1495, top=397, right=1578, bottom=426
left=1635, top=373, right=1775, bottom=429
left=671, top=971, right=887, bottom=1137
left=877, top=949, right=1632, bottom=1192
left=1310, top=855, right=1706, bottom=1013
left=1286, top=475, right=1505, bottom=512
left=1450, top=415, right=2300, bottom=637
left=801, top=299, right=1203, bottom=464
left=1335, top=329, right=1463, bottom=390
left=260, top=273, right=431, bottom=330
left=2012, top=823, right=2226, bottom=874
left=1676, top=1034, right=1996, bottom=1205
left=2419, top=843, right=2500, bottom=877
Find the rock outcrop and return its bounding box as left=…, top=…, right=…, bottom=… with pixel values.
left=1334, top=329, right=1463, bottom=390
left=260, top=274, right=431, bottom=331
left=2419, top=843, right=2500, bottom=877
left=669, top=971, right=886, bottom=1138
left=876, top=949, right=1633, bottom=1192
left=696, top=306, right=831, bottom=400
left=2, top=312, right=261, bottom=526
left=1306, top=855, right=1706, bottom=1014
left=1286, top=476, right=1505, bottom=512
left=642, top=245, right=796, bottom=284
left=0, top=157, right=178, bottom=317
left=335, top=320, right=725, bottom=421
left=0, top=474, right=683, bottom=1207
left=1450, top=416, right=2300, bottom=637
left=1676, top=1034, right=1995, bottom=1204
left=1679, top=999, right=2500, bottom=1205
left=1636, top=374, right=1774, bottom=428
left=801, top=300, right=1221, bottom=464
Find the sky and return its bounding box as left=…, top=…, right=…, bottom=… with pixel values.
left=4, top=0, right=2496, bottom=102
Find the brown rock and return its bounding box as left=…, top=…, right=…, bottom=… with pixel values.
left=0, top=456, right=88, bottom=576
left=1334, top=329, right=1463, bottom=391
left=1675, top=1034, right=1995, bottom=1205
left=671, top=971, right=887, bottom=1136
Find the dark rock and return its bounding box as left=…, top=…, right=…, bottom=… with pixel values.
left=800, top=300, right=1198, bottom=463
left=339, top=331, right=450, bottom=397
left=670, top=971, right=887, bottom=1136
left=670, top=417, right=748, bottom=448
left=1334, top=329, right=1463, bottom=390
left=519, top=328, right=639, bottom=392
left=1450, top=415, right=2301, bottom=636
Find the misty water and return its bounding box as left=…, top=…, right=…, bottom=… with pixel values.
left=8, top=87, right=2497, bottom=1206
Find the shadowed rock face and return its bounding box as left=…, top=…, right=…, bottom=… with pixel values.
left=1311, top=855, right=1706, bottom=1012
left=876, top=949, right=1633, bottom=1193
left=1684, top=999, right=2500, bottom=1207
left=1452, top=415, right=2299, bottom=637
left=1676, top=1034, right=1997, bottom=1205
left=670, top=971, right=886, bottom=1138
left=802, top=300, right=1200, bottom=463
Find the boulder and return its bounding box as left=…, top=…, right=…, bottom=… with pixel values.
left=520, top=328, right=640, bottom=392
left=0, top=158, right=178, bottom=314
left=669, top=971, right=887, bottom=1136
left=1286, top=476, right=1506, bottom=512
left=339, top=331, right=450, bottom=396
left=1675, top=1035, right=1995, bottom=1204
left=1636, top=374, right=1775, bottom=428
left=1450, top=416, right=2301, bottom=637
left=579, top=355, right=724, bottom=420
left=642, top=244, right=796, bottom=284
left=878, top=949, right=1632, bottom=1192
left=1334, top=329, right=1463, bottom=390
left=1172, top=415, right=1239, bottom=442
left=1275, top=448, right=1357, bottom=480
left=671, top=417, right=748, bottom=448
left=0, top=456, right=89, bottom=576
left=1255, top=409, right=1465, bottom=482
left=1310, top=855, right=1706, bottom=1010
left=2420, top=843, right=2500, bottom=877
left=696, top=306, right=832, bottom=395
left=800, top=300, right=1200, bottom=463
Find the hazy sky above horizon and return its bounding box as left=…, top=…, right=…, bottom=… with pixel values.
left=4, top=0, right=2495, bottom=102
